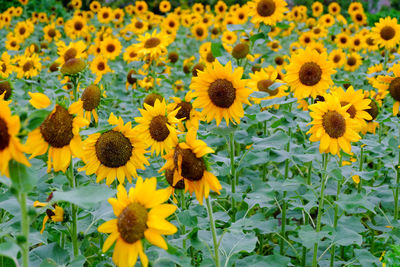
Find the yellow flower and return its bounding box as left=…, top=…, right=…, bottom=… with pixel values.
left=98, top=179, right=177, bottom=267
left=90, top=56, right=112, bottom=84
left=352, top=175, right=360, bottom=184
left=34, top=201, right=64, bottom=234
left=101, top=36, right=122, bottom=60
left=372, top=17, right=400, bottom=49
left=248, top=0, right=288, bottom=26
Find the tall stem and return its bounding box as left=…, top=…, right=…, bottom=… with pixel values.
left=358, top=146, right=364, bottom=193
left=312, top=153, right=329, bottom=267
left=280, top=128, right=291, bottom=255
left=67, top=161, right=79, bottom=257
left=301, top=162, right=312, bottom=267
left=206, top=198, right=220, bottom=267
left=330, top=156, right=343, bottom=267
left=20, top=192, right=29, bottom=267
left=229, top=132, right=236, bottom=217
left=395, top=125, right=400, bottom=220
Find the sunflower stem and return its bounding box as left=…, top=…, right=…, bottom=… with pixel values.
left=301, top=161, right=313, bottom=267
left=358, top=146, right=364, bottom=193
left=312, top=153, right=329, bottom=267
left=229, top=132, right=236, bottom=219
left=395, top=125, right=400, bottom=220
left=280, top=127, right=291, bottom=255
left=206, top=197, right=220, bottom=267
left=67, top=160, right=79, bottom=257
left=19, top=192, right=29, bottom=267
left=330, top=155, right=343, bottom=267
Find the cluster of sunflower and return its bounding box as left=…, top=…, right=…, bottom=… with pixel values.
left=1, top=0, right=400, bottom=266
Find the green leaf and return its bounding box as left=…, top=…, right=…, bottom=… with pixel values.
left=0, top=242, right=19, bottom=267
left=220, top=231, right=257, bottom=266
left=332, top=225, right=363, bottom=246
left=52, top=184, right=115, bottom=209
left=236, top=254, right=291, bottom=267
left=9, top=160, right=37, bottom=193
left=260, top=96, right=297, bottom=106
left=211, top=42, right=224, bottom=58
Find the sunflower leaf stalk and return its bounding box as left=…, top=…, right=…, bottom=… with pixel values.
left=330, top=155, right=343, bottom=267
left=229, top=131, right=236, bottom=218
left=206, top=197, right=220, bottom=267
left=395, top=125, right=400, bottom=220
left=280, top=127, right=291, bottom=255
left=312, top=153, right=329, bottom=267
left=19, top=192, right=29, bottom=267
left=66, top=160, right=79, bottom=257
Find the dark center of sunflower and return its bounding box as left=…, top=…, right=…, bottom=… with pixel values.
left=169, top=21, right=175, bottom=28
left=356, top=14, right=363, bottom=21
left=332, top=7, right=337, bottom=12
left=314, top=28, right=321, bottom=34
left=206, top=52, right=215, bottom=63
left=340, top=37, right=347, bottom=44
left=272, top=42, right=279, bottom=49
left=97, top=62, right=105, bottom=71
left=127, top=70, right=137, bottom=84
left=275, top=56, right=283, bottom=65
left=174, top=147, right=206, bottom=181
left=149, top=115, right=170, bottom=142
left=115, top=13, right=121, bottom=19
left=49, top=62, right=60, bottom=72
left=389, top=77, right=400, bottom=102
left=196, top=28, right=204, bottom=36
left=135, top=21, right=144, bottom=29
left=0, top=117, right=10, bottom=151
left=208, top=79, right=236, bottom=108
left=380, top=26, right=395, bottom=41
left=64, top=48, right=77, bottom=62
left=366, top=99, right=379, bottom=121
left=354, top=39, right=360, bottom=46
left=40, top=105, right=74, bottom=148
left=192, top=63, right=204, bottom=77
left=138, top=5, right=143, bottom=11
left=340, top=101, right=356, bottom=118
left=165, top=169, right=185, bottom=189
left=347, top=57, right=356, bottom=66
left=175, top=101, right=192, bottom=120
left=11, top=41, right=17, bottom=47
left=304, top=37, right=311, bottom=43
left=74, top=21, right=83, bottom=31
left=95, top=130, right=133, bottom=168
left=232, top=43, right=249, bottom=59
left=322, top=111, right=346, bottom=138
left=19, top=27, right=26, bottom=35
left=333, top=55, right=341, bottom=63
left=81, top=85, right=101, bottom=111
left=117, top=203, right=148, bottom=244
left=299, top=62, right=322, bottom=86
left=211, top=28, right=219, bottom=35
left=168, top=52, right=179, bottom=63
left=239, top=13, right=244, bottom=19
left=257, top=0, right=276, bottom=17
left=23, top=61, right=33, bottom=72
left=0, top=80, right=12, bottom=100
left=48, top=28, right=56, bottom=38
left=106, top=44, right=115, bottom=53
left=143, top=93, right=163, bottom=107
left=144, top=37, right=161, bottom=48
left=252, top=65, right=261, bottom=73
left=257, top=79, right=278, bottom=96
left=314, top=95, right=325, bottom=103
left=103, top=12, right=109, bottom=18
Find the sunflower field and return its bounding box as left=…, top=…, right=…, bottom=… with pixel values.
left=2, top=0, right=400, bottom=266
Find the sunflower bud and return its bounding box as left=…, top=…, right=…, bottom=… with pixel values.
left=232, top=43, right=249, bottom=59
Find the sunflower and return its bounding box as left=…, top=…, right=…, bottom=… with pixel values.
left=328, top=2, right=341, bottom=16
left=98, top=179, right=177, bottom=267
left=162, top=14, right=179, bottom=33
left=221, top=30, right=237, bottom=45
left=112, top=8, right=124, bottom=24
left=190, top=60, right=251, bottom=126
left=248, top=0, right=287, bottom=26
left=98, top=7, right=113, bottom=24
left=135, top=1, right=148, bottom=14
left=376, top=64, right=400, bottom=115
left=168, top=92, right=201, bottom=131
left=90, top=56, right=112, bottom=84
left=299, top=31, right=314, bottom=46
left=16, top=53, right=42, bottom=79
left=90, top=1, right=101, bottom=12
left=159, top=0, right=171, bottom=13
left=335, top=32, right=350, bottom=49
left=329, top=49, right=346, bottom=68
left=350, top=34, right=364, bottom=51
left=69, top=84, right=103, bottom=123
left=0, top=97, right=30, bottom=176
left=307, top=93, right=361, bottom=155
left=371, top=17, right=400, bottom=49
left=134, top=30, right=169, bottom=61
left=364, top=33, right=379, bottom=51
left=344, top=52, right=362, bottom=72
left=160, top=127, right=221, bottom=205
left=134, top=99, right=179, bottom=156
left=125, top=69, right=138, bottom=90
left=311, top=1, right=323, bottom=17
left=285, top=47, right=336, bottom=99
left=80, top=113, right=148, bottom=185
left=43, top=23, right=61, bottom=43
left=0, top=52, right=13, bottom=78
left=319, top=14, right=335, bottom=27
left=65, top=16, right=87, bottom=39
left=101, top=36, right=122, bottom=60
left=351, top=11, right=367, bottom=26
left=332, top=86, right=372, bottom=131
left=215, top=0, right=227, bottom=15
left=33, top=200, right=64, bottom=234
left=14, top=21, right=33, bottom=40
left=129, top=19, right=148, bottom=35
left=247, top=67, right=288, bottom=106
left=25, top=99, right=88, bottom=173
left=191, top=23, right=208, bottom=41
left=56, top=40, right=87, bottom=65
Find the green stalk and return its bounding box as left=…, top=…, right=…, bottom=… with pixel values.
left=312, top=153, right=329, bottom=267
left=358, top=146, right=364, bottom=193
left=229, top=132, right=236, bottom=216
left=301, top=162, right=312, bottom=267
left=330, top=156, right=343, bottom=267
left=20, top=192, right=29, bottom=267
left=395, top=127, right=400, bottom=220
left=206, top=198, right=220, bottom=267
left=67, top=161, right=79, bottom=257
left=280, top=128, right=291, bottom=255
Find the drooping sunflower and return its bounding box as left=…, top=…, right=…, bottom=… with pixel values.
left=134, top=30, right=169, bottom=61
left=0, top=97, right=30, bottom=176
left=307, top=93, right=361, bottom=155
left=160, top=127, right=222, bottom=205
left=332, top=86, right=372, bottom=131
left=69, top=84, right=103, bottom=123
left=98, top=179, right=177, bottom=267
left=80, top=113, right=149, bottom=185
left=247, top=67, right=288, bottom=106
left=134, top=99, right=179, bottom=156
left=248, top=0, right=288, bottom=26
left=190, top=60, right=252, bottom=126
left=25, top=98, right=88, bottom=173
left=371, top=17, right=400, bottom=49
left=285, top=47, right=336, bottom=99
left=33, top=201, right=64, bottom=234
